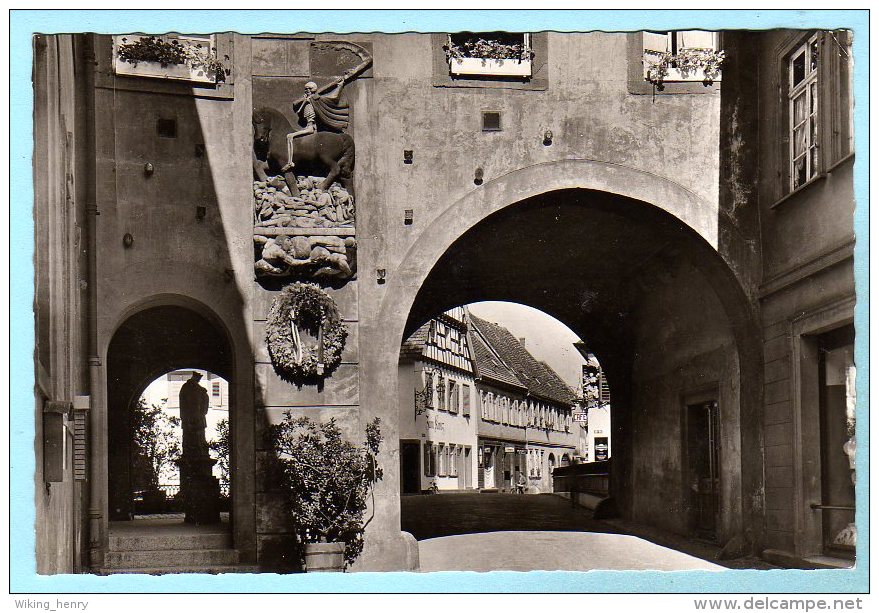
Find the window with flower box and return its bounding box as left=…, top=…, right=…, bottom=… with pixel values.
left=113, top=34, right=229, bottom=84
left=444, top=32, right=532, bottom=78
left=628, top=30, right=722, bottom=95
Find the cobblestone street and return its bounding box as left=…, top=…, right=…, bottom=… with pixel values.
left=402, top=492, right=619, bottom=540
left=403, top=493, right=728, bottom=572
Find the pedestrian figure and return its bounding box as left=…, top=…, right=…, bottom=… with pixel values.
left=515, top=471, right=527, bottom=495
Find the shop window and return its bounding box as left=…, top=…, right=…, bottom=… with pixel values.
left=788, top=34, right=820, bottom=191
left=445, top=32, right=532, bottom=78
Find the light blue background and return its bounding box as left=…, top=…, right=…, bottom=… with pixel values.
left=9, top=9, right=870, bottom=593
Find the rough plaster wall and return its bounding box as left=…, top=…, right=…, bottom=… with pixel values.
left=349, top=32, right=722, bottom=569
left=628, top=256, right=741, bottom=541
left=94, top=34, right=256, bottom=561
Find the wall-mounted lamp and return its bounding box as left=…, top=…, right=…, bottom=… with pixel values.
left=543, top=129, right=553, bottom=146
left=122, top=233, right=134, bottom=248
left=474, top=167, right=484, bottom=185
left=404, top=209, right=414, bottom=225
left=194, top=144, right=206, bottom=158
left=196, top=206, right=207, bottom=221
left=403, top=150, right=413, bottom=164
left=143, top=162, right=154, bottom=177
left=376, top=269, right=387, bottom=284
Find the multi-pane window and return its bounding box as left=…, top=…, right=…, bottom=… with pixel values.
left=437, top=443, right=446, bottom=477
left=423, top=443, right=436, bottom=477
left=449, top=446, right=459, bottom=477
left=436, top=376, right=446, bottom=411
left=789, top=34, right=820, bottom=191
left=448, top=380, right=459, bottom=414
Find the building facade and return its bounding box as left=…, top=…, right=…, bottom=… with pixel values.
left=398, top=308, right=478, bottom=493
left=399, top=309, right=579, bottom=494
left=30, top=25, right=858, bottom=573
left=720, top=30, right=856, bottom=568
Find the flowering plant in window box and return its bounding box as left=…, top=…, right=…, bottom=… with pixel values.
left=644, top=47, right=725, bottom=91
left=444, top=33, right=532, bottom=77
left=114, top=35, right=230, bottom=84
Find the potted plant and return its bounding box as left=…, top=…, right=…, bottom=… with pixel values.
left=114, top=35, right=230, bottom=84
left=444, top=32, right=533, bottom=77
left=270, top=413, right=383, bottom=571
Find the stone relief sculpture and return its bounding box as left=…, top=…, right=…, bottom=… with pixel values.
left=252, top=42, right=371, bottom=283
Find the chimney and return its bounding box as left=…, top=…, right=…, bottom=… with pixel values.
left=518, top=337, right=526, bottom=344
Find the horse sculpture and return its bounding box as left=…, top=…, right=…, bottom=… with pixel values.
left=253, top=107, right=356, bottom=198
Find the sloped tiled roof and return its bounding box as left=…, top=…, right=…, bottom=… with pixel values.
left=469, top=327, right=527, bottom=391
left=468, top=314, right=577, bottom=406
left=399, top=322, right=430, bottom=362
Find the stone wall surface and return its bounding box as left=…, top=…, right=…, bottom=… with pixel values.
left=88, top=31, right=750, bottom=572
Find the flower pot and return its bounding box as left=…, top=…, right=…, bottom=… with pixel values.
left=304, top=541, right=346, bottom=572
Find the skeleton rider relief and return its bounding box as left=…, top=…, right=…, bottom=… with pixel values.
left=282, top=74, right=351, bottom=173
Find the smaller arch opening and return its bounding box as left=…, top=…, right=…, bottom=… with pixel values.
left=132, top=369, right=231, bottom=518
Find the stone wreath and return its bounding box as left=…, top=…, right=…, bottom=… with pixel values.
left=266, top=282, right=348, bottom=384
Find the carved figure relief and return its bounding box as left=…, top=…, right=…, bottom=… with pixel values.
left=252, top=41, right=371, bottom=284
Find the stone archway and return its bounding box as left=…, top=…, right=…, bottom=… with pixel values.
left=357, top=165, right=763, bottom=569
left=106, top=304, right=234, bottom=522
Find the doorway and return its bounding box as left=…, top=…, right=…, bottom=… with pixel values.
left=816, top=325, right=856, bottom=558
left=686, top=399, right=720, bottom=542
left=401, top=441, right=422, bottom=494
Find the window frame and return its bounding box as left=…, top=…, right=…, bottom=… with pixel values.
left=628, top=31, right=721, bottom=95
left=787, top=33, right=821, bottom=192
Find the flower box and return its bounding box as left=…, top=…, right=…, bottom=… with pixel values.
left=113, top=57, right=217, bottom=83
left=112, top=35, right=220, bottom=84
left=448, top=56, right=532, bottom=77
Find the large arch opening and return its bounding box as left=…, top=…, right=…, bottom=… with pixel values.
left=393, top=187, right=761, bottom=560
left=106, top=304, right=235, bottom=530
